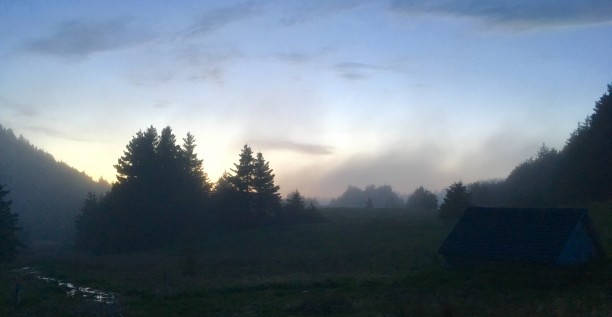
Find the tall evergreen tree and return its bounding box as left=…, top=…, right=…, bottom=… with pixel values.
left=114, top=126, right=158, bottom=185
left=182, top=132, right=211, bottom=194
left=230, top=145, right=255, bottom=194
left=0, top=184, right=24, bottom=262
left=253, top=151, right=281, bottom=217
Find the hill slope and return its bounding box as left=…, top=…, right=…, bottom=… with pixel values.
left=0, top=124, right=109, bottom=243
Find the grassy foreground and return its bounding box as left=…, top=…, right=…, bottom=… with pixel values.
left=2, top=206, right=612, bottom=317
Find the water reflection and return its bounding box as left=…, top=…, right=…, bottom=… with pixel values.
left=13, top=267, right=117, bottom=304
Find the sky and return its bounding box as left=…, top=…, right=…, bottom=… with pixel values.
left=1, top=0, right=611, bottom=200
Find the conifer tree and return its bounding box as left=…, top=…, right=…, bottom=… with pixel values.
left=0, top=184, right=23, bottom=262
left=438, top=182, right=472, bottom=219
left=114, top=126, right=158, bottom=185
left=230, top=145, right=255, bottom=194
left=253, top=151, right=281, bottom=217
left=182, top=132, right=211, bottom=194
left=75, top=126, right=211, bottom=252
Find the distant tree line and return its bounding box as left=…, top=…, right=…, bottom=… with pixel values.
left=331, top=83, right=612, bottom=219
left=328, top=184, right=404, bottom=208
left=75, top=127, right=322, bottom=253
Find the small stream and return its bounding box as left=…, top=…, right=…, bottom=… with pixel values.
left=13, top=266, right=118, bottom=305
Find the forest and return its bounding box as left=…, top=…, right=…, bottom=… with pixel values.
left=0, top=83, right=611, bottom=316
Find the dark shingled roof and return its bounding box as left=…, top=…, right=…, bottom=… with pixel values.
left=438, top=207, right=603, bottom=265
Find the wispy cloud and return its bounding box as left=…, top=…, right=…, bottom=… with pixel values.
left=25, top=125, right=91, bottom=142
left=0, top=96, right=40, bottom=118
left=184, top=2, right=260, bottom=37
left=334, top=62, right=392, bottom=80
left=255, top=139, right=335, bottom=155
left=278, top=0, right=371, bottom=25
left=22, top=18, right=154, bottom=59
left=389, top=0, right=612, bottom=29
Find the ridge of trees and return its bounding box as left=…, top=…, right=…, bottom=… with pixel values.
left=0, top=124, right=110, bottom=243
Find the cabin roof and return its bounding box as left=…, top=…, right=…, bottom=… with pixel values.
left=438, top=207, right=602, bottom=265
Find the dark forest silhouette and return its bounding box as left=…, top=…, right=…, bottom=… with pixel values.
left=465, top=83, right=612, bottom=211
left=74, top=127, right=322, bottom=253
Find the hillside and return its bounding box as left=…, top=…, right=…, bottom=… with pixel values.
left=0, top=124, right=110, bottom=244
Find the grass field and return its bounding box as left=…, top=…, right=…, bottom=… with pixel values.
left=2, top=205, right=611, bottom=316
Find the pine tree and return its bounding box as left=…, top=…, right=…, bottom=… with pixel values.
left=182, top=132, right=211, bottom=194
left=438, top=182, right=472, bottom=219
left=114, top=126, right=158, bottom=184
left=75, top=126, right=211, bottom=252
left=285, top=190, right=306, bottom=213
left=230, top=145, right=255, bottom=194
left=253, top=152, right=281, bottom=217
left=0, top=184, right=24, bottom=262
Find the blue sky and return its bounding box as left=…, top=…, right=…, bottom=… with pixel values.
left=1, top=0, right=611, bottom=199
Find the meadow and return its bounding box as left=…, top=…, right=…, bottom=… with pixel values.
left=2, top=205, right=611, bottom=317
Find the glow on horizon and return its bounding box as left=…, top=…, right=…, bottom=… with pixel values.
left=1, top=1, right=611, bottom=198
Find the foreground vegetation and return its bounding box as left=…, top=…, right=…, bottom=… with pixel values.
left=3, top=204, right=611, bottom=317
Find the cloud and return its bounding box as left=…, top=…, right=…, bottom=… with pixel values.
left=278, top=0, right=372, bottom=25
left=0, top=96, right=40, bottom=118
left=184, top=2, right=260, bottom=37
left=25, top=125, right=91, bottom=142
left=253, top=139, right=335, bottom=155
left=334, top=62, right=392, bottom=80
left=22, top=18, right=154, bottom=59
left=388, top=0, right=612, bottom=29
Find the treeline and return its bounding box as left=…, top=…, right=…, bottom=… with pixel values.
left=332, top=83, right=612, bottom=219
left=75, top=127, right=322, bottom=253
left=328, top=184, right=404, bottom=208
left=468, top=83, right=612, bottom=209
left=0, top=125, right=109, bottom=243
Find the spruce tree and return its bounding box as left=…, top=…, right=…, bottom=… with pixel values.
left=182, top=132, right=211, bottom=194
left=230, top=145, right=255, bottom=194
left=253, top=151, right=281, bottom=217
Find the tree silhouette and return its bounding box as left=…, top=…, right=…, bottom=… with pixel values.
left=558, top=83, right=612, bottom=203
left=229, top=145, right=255, bottom=194
left=438, top=182, right=472, bottom=219
left=279, top=190, right=324, bottom=225
left=406, top=186, right=438, bottom=214
left=253, top=152, right=281, bottom=218
left=0, top=184, right=24, bottom=262
left=75, top=126, right=212, bottom=252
